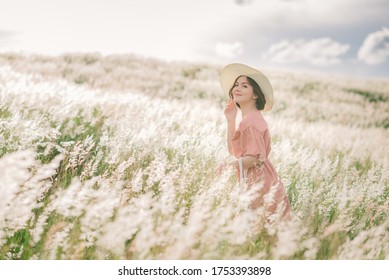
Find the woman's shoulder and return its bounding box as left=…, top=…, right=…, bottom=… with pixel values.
left=238, top=110, right=268, bottom=132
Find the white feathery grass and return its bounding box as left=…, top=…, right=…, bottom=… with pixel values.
left=0, top=53, right=388, bottom=259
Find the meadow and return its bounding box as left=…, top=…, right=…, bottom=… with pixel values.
left=0, top=52, right=388, bottom=259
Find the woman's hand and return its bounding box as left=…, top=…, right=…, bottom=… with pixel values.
left=224, top=98, right=237, bottom=122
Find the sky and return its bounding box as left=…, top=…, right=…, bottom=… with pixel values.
left=0, top=0, right=388, bottom=78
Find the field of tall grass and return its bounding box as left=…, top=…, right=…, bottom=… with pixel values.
left=0, top=52, right=388, bottom=260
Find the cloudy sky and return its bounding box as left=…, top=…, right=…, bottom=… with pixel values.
left=0, top=0, right=388, bottom=77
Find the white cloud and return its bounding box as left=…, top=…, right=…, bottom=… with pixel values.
left=358, top=27, right=389, bottom=65
left=215, top=42, right=244, bottom=59
left=0, top=0, right=387, bottom=76
left=234, top=0, right=254, bottom=5
left=263, top=38, right=350, bottom=66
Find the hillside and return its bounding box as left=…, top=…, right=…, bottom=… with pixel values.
left=0, top=53, right=388, bottom=259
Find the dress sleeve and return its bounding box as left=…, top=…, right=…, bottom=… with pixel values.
left=241, top=126, right=266, bottom=164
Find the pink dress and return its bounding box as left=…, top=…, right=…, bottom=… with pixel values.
left=232, top=110, right=291, bottom=216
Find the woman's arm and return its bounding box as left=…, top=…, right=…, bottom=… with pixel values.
left=224, top=99, right=238, bottom=155
left=216, top=155, right=260, bottom=176
left=228, top=155, right=261, bottom=170
left=227, top=120, right=235, bottom=155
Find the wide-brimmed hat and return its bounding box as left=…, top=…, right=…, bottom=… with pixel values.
left=220, top=63, right=273, bottom=111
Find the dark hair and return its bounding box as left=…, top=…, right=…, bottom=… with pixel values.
left=228, top=75, right=266, bottom=110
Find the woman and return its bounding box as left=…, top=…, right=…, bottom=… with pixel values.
left=220, top=63, right=291, bottom=218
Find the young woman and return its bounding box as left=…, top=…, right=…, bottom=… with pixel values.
left=220, top=63, right=291, bottom=218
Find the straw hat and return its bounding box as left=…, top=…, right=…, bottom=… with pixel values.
left=220, top=63, right=273, bottom=111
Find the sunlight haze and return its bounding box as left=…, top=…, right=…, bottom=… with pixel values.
left=0, top=0, right=388, bottom=77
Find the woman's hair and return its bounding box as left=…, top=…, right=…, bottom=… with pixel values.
left=228, top=75, right=266, bottom=110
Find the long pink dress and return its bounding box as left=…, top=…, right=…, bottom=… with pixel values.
left=231, top=110, right=291, bottom=216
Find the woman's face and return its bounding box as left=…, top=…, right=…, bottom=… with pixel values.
left=231, top=76, right=256, bottom=105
